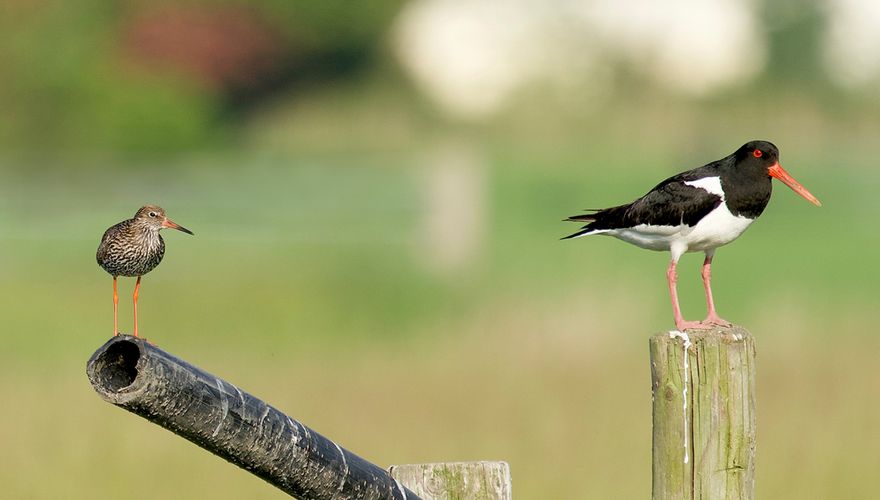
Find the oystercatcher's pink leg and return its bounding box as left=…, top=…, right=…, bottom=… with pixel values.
left=667, top=259, right=708, bottom=331
left=133, top=276, right=141, bottom=338
left=700, top=253, right=732, bottom=326
left=113, top=276, right=119, bottom=336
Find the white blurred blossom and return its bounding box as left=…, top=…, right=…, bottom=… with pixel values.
left=393, top=0, right=601, bottom=119
left=577, top=0, right=764, bottom=95
left=822, top=0, right=880, bottom=87
left=393, top=0, right=765, bottom=119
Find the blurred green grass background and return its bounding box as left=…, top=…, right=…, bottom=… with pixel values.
left=2, top=1, right=880, bottom=498
left=2, top=140, right=878, bottom=498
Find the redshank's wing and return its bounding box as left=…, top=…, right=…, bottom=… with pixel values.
left=96, top=222, right=126, bottom=270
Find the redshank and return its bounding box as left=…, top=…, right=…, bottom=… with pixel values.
left=97, top=205, right=193, bottom=337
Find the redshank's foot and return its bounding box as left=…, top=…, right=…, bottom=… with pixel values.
left=674, top=319, right=712, bottom=331
left=132, top=333, right=156, bottom=346
left=702, top=314, right=732, bottom=327
left=121, top=333, right=156, bottom=346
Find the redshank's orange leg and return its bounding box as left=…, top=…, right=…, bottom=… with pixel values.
left=701, top=254, right=732, bottom=326
left=667, top=259, right=709, bottom=331
left=113, top=277, right=119, bottom=336
left=133, top=276, right=142, bottom=338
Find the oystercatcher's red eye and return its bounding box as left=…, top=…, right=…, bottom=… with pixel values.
left=753, top=149, right=762, bottom=158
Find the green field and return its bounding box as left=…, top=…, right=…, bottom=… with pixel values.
left=1, top=144, right=878, bottom=499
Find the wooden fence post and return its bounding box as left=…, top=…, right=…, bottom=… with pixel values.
left=389, top=462, right=511, bottom=500
left=649, top=326, right=756, bottom=500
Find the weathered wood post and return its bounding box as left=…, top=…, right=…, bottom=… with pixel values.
left=649, top=325, right=756, bottom=499
left=389, top=461, right=511, bottom=500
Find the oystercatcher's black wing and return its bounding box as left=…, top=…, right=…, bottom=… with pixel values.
left=563, top=166, right=724, bottom=239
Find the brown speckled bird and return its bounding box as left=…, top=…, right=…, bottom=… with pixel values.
left=97, top=205, right=193, bottom=337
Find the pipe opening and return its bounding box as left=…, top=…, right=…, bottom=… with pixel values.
left=93, top=340, right=141, bottom=392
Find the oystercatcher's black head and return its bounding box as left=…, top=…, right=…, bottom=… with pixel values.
left=735, top=140, right=779, bottom=167
left=733, top=140, right=821, bottom=207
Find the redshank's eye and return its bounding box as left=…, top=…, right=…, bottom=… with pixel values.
left=148, top=212, right=157, bottom=218
left=753, top=149, right=762, bottom=158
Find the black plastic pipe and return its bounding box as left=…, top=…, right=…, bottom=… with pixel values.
left=86, top=335, right=418, bottom=500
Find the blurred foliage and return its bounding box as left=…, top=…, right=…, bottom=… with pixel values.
left=761, top=0, right=826, bottom=84
left=0, top=0, right=403, bottom=155
left=2, top=0, right=879, bottom=159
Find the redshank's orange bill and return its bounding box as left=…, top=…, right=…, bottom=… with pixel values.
left=162, top=218, right=195, bottom=235
left=768, top=163, right=822, bottom=206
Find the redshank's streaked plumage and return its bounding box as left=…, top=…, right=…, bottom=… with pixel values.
left=97, top=205, right=193, bottom=337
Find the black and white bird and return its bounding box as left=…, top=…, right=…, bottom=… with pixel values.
left=563, top=140, right=821, bottom=331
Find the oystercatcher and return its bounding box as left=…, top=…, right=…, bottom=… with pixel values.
left=97, top=205, right=194, bottom=337
left=563, top=140, right=821, bottom=331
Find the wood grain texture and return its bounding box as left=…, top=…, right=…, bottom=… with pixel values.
left=389, top=462, right=511, bottom=500
left=650, top=326, right=756, bottom=500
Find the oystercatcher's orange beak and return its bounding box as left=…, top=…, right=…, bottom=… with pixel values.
left=162, top=218, right=194, bottom=235
left=768, top=163, right=822, bottom=207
